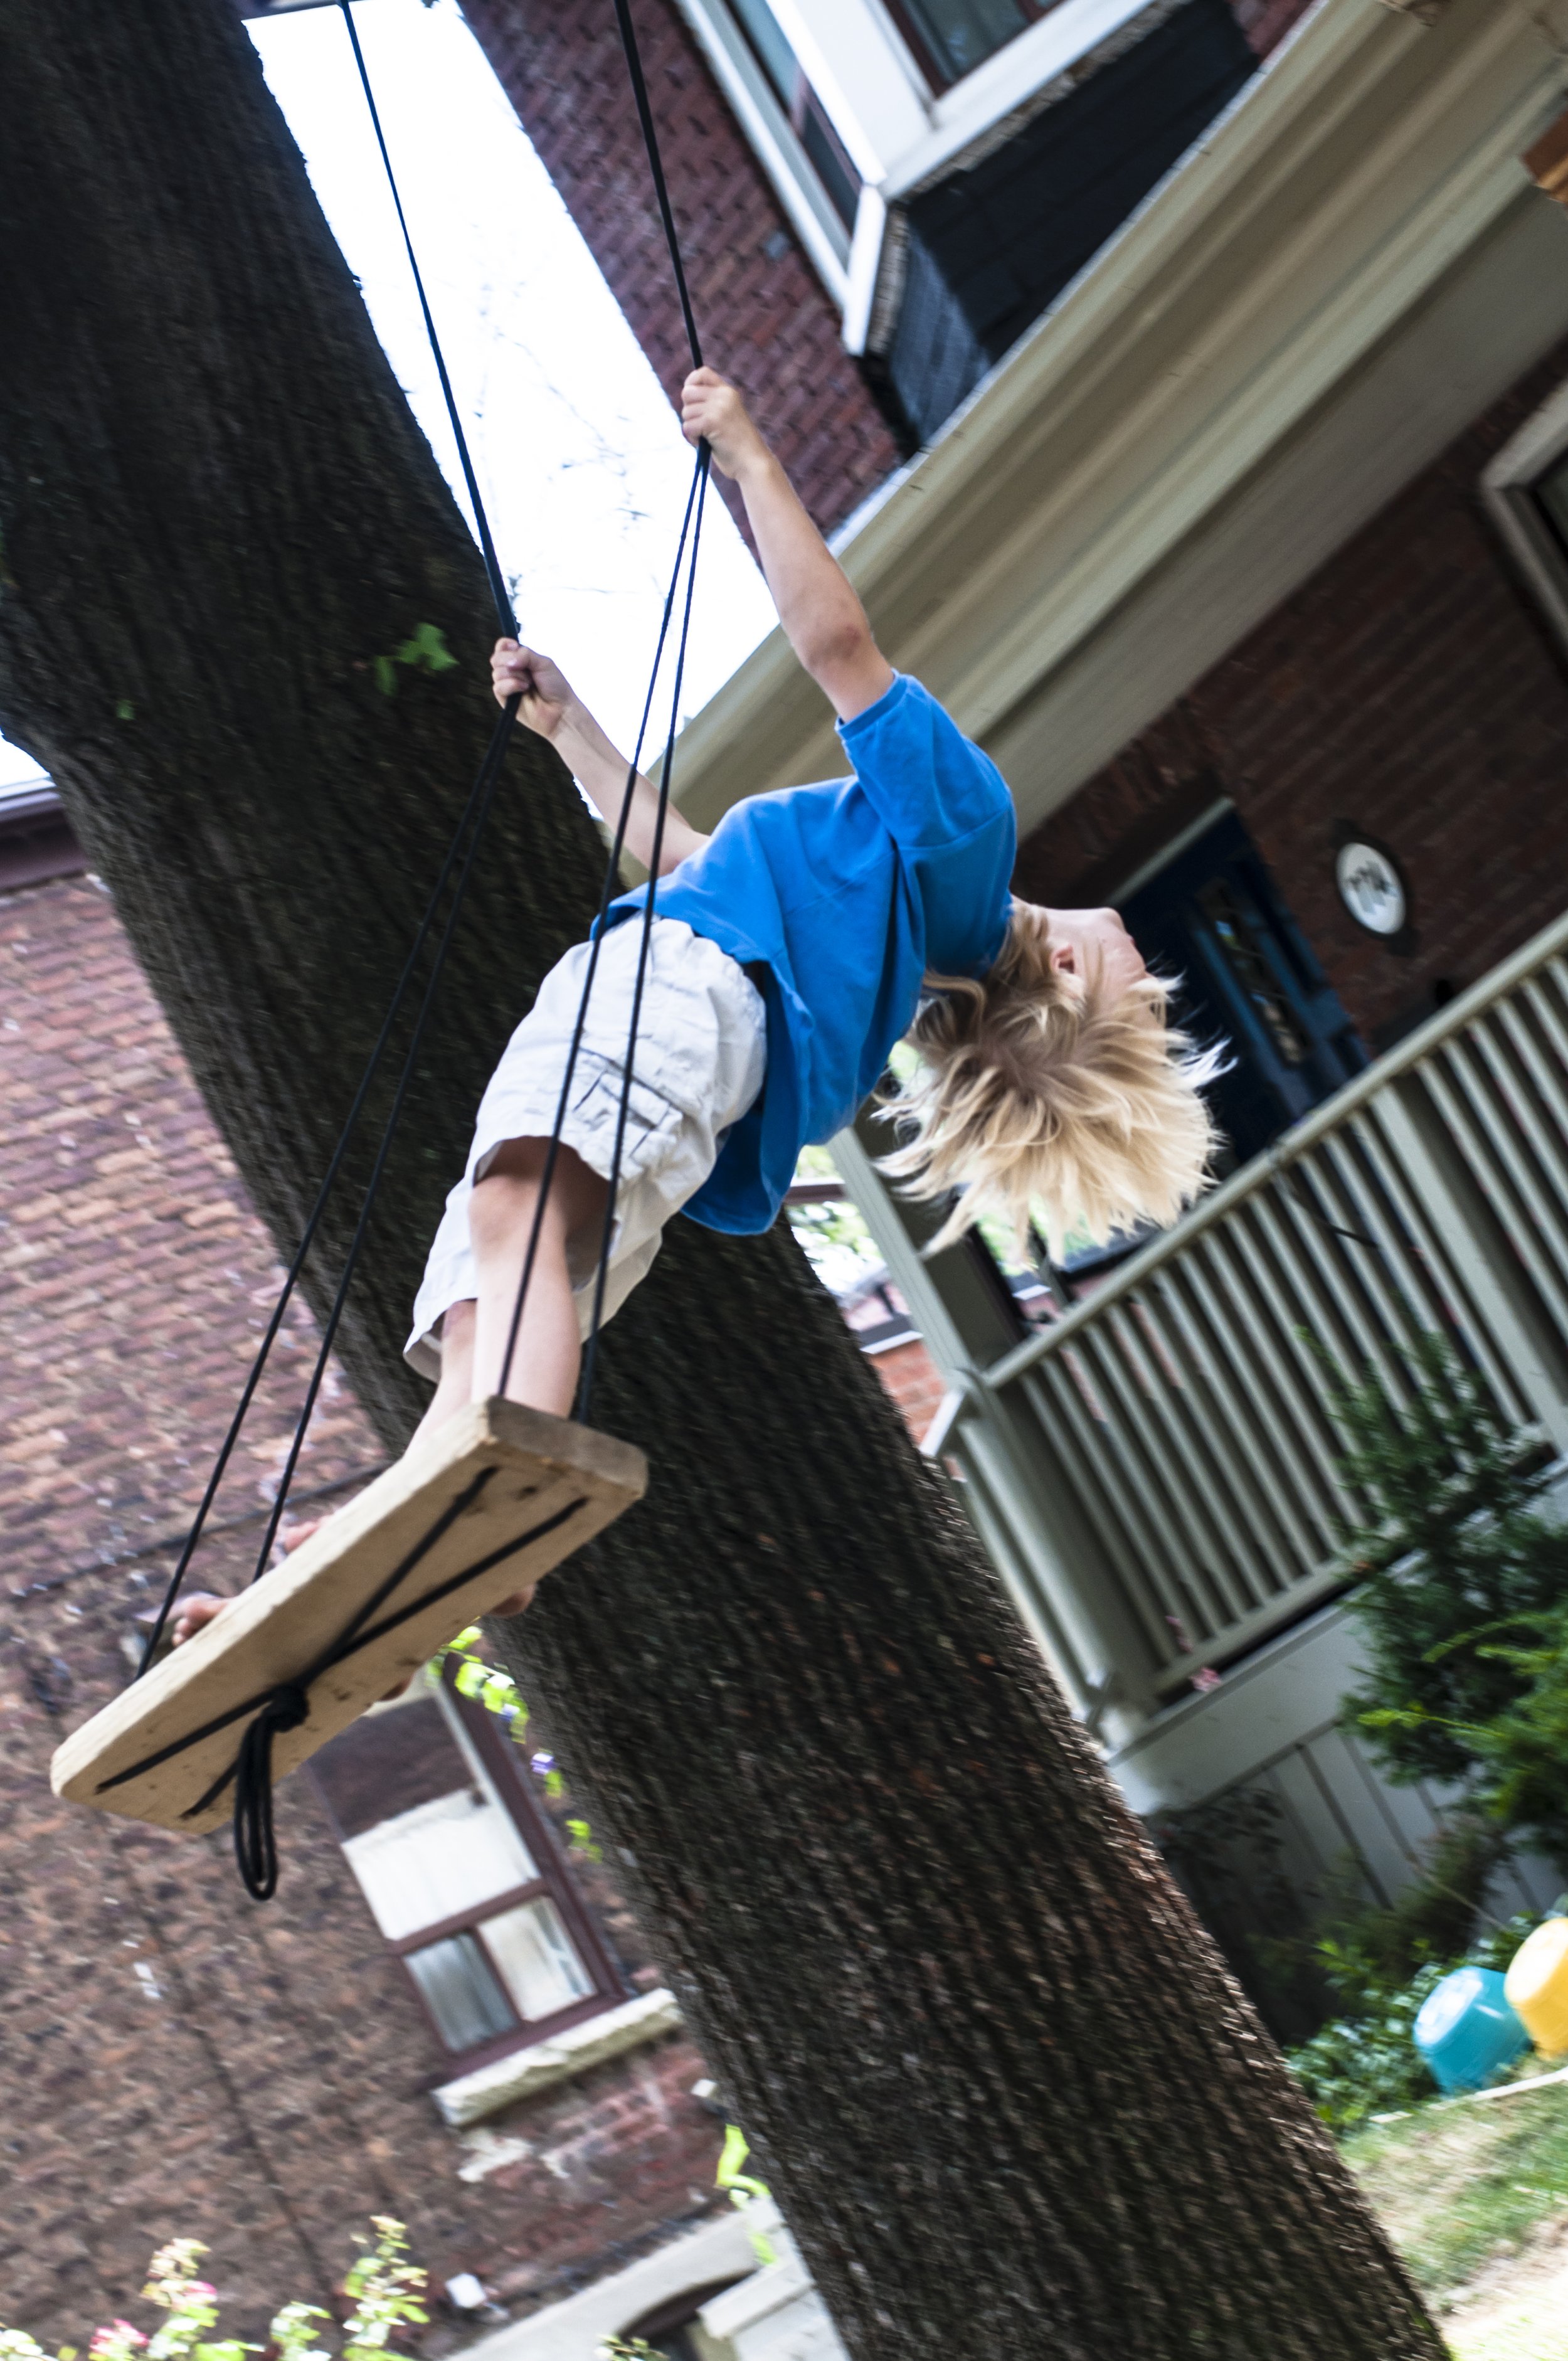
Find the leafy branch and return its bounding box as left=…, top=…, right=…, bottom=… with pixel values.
left=434, top=1630, right=601, bottom=1861
left=371, top=622, right=458, bottom=698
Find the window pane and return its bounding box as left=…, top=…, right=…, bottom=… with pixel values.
left=342, top=1790, right=538, bottom=1940
left=406, top=1933, right=517, bottom=2052
left=727, top=0, right=799, bottom=110
left=480, top=1897, right=592, bottom=2022
left=315, top=1697, right=538, bottom=1941
left=801, top=101, right=861, bottom=230
left=898, top=0, right=1032, bottom=83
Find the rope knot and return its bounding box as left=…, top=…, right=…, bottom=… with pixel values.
left=233, top=1680, right=313, bottom=1902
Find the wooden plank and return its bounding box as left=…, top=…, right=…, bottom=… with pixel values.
left=51, top=1399, right=646, bottom=1835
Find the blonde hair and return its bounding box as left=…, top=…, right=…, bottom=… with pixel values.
left=878, top=901, right=1222, bottom=1260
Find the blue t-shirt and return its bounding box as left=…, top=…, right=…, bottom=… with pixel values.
left=603, top=672, right=1015, bottom=1234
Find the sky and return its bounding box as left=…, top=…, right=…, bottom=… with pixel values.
left=0, top=0, right=775, bottom=794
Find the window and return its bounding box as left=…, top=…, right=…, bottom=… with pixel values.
left=1484, top=379, right=1568, bottom=657
left=724, top=0, right=861, bottom=228
left=312, top=1671, right=618, bottom=2065
left=885, top=0, right=1053, bottom=90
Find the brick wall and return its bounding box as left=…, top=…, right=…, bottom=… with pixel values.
left=457, top=0, right=903, bottom=543
left=1014, top=335, right=1568, bottom=1051
left=0, top=874, right=724, bottom=2347
left=864, top=1338, right=946, bottom=1441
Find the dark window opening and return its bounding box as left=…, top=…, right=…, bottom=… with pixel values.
left=312, top=1669, right=620, bottom=2067
left=880, top=0, right=1255, bottom=446
left=620, top=2279, right=751, bottom=2361
left=1530, top=443, right=1568, bottom=568
left=886, top=0, right=1051, bottom=90
left=724, top=0, right=861, bottom=228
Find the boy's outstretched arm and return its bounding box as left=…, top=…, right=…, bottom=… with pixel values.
left=682, top=369, right=894, bottom=723
left=490, top=642, right=710, bottom=877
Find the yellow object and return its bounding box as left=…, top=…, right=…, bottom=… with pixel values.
left=1504, top=1918, right=1568, bottom=2056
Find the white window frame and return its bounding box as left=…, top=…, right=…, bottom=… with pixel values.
left=1483, top=376, right=1568, bottom=654
left=671, top=0, right=854, bottom=300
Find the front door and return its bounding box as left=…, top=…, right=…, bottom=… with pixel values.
left=1120, top=809, right=1366, bottom=1172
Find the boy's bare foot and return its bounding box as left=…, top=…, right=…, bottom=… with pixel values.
left=169, top=1585, right=416, bottom=1703
left=166, top=1522, right=537, bottom=1694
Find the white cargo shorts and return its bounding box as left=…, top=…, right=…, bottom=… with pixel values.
left=405, top=917, right=766, bottom=1377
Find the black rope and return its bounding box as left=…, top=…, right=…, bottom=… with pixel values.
left=132, top=0, right=711, bottom=1899
left=495, top=447, right=706, bottom=1399
left=240, top=706, right=516, bottom=1593
left=502, top=0, right=710, bottom=1416
left=578, top=449, right=709, bottom=1414
left=609, top=0, right=704, bottom=372
left=338, top=0, right=517, bottom=638
left=134, top=701, right=515, bottom=1675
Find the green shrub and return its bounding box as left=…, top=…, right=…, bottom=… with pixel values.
left=1300, top=1811, right=1509, bottom=1988
left=1329, top=1337, right=1568, bottom=1797
left=1365, top=1604, right=1568, bottom=1868
left=1286, top=1911, right=1547, bottom=2132
left=0, top=2218, right=428, bottom=2361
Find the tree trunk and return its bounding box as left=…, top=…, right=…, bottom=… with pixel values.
left=0, top=8, right=1443, bottom=2355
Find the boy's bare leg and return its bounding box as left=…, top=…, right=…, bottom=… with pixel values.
left=171, top=1137, right=607, bottom=1653
left=467, top=1136, right=608, bottom=1416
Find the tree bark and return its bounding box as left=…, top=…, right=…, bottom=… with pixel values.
left=0, top=7, right=1443, bottom=2355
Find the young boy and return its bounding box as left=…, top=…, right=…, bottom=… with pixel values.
left=174, top=371, right=1214, bottom=1642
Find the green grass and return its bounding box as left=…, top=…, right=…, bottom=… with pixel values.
left=1345, top=2077, right=1568, bottom=2353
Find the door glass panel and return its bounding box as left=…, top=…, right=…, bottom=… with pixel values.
left=1120, top=809, right=1366, bottom=1173
left=897, top=0, right=1034, bottom=85
left=405, top=1932, right=517, bottom=2052
left=480, top=1897, right=593, bottom=2022
left=313, top=1696, right=538, bottom=1941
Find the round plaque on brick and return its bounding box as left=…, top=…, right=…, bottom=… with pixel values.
left=1335, top=839, right=1407, bottom=937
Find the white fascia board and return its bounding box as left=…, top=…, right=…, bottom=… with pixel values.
left=768, top=0, right=932, bottom=182
left=842, top=184, right=889, bottom=354
left=881, top=0, right=1174, bottom=197
left=671, top=0, right=850, bottom=294
left=668, top=0, right=1568, bottom=837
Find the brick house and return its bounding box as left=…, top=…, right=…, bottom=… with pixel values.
left=11, top=0, right=1568, bottom=2352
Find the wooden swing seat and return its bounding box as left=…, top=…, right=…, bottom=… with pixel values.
left=51, top=1399, right=646, bottom=1837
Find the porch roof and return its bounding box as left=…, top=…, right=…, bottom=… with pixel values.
left=672, top=0, right=1568, bottom=842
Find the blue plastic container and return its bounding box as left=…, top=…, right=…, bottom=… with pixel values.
left=1413, top=1966, right=1529, bottom=2095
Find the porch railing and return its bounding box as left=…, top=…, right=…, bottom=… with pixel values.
left=945, top=908, right=1568, bottom=1716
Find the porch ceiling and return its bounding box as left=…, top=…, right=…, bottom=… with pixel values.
left=671, top=0, right=1568, bottom=841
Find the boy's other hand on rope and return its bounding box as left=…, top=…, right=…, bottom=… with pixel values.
left=681, top=366, right=768, bottom=480
left=167, top=1526, right=419, bottom=1700
left=490, top=640, right=710, bottom=878
left=679, top=369, right=894, bottom=724
left=491, top=641, right=574, bottom=738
